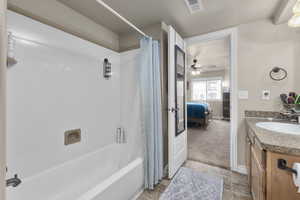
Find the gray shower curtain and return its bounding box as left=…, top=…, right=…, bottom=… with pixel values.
left=139, top=37, right=163, bottom=190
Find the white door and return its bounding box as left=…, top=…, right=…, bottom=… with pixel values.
left=0, top=1, right=7, bottom=200
left=168, top=26, right=187, bottom=178
left=0, top=1, right=7, bottom=199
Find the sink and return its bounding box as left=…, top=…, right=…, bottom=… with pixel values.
left=256, top=122, right=300, bottom=135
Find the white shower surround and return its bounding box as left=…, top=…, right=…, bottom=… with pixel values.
left=7, top=11, right=144, bottom=200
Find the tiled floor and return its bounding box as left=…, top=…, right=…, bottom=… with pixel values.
left=137, top=160, right=252, bottom=200
left=188, top=120, right=230, bottom=169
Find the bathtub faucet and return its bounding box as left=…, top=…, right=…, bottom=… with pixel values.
left=6, top=174, right=22, bottom=187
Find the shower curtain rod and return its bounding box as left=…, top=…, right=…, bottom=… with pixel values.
left=95, top=0, right=150, bottom=38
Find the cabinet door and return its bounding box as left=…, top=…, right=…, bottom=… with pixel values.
left=267, top=152, right=300, bottom=200
left=245, top=135, right=252, bottom=188
left=251, top=146, right=265, bottom=200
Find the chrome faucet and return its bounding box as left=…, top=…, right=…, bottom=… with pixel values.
left=6, top=174, right=21, bottom=188
left=280, top=110, right=300, bottom=124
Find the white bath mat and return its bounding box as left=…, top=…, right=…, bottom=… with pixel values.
left=159, top=167, right=223, bottom=200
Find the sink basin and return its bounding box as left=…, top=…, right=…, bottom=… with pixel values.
left=256, top=122, right=300, bottom=135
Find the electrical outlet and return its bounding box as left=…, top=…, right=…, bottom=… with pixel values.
left=262, top=90, right=271, bottom=100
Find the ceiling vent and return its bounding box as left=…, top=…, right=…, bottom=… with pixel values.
left=184, top=0, right=204, bottom=14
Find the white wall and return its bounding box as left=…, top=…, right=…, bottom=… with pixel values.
left=294, top=39, right=300, bottom=92
left=119, top=23, right=162, bottom=52
left=8, top=0, right=119, bottom=51
left=237, top=19, right=300, bottom=166
left=7, top=11, right=121, bottom=179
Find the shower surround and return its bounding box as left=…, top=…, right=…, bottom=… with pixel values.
left=6, top=11, right=143, bottom=200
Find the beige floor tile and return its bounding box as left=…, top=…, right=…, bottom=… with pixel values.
left=223, top=189, right=233, bottom=200
left=232, top=192, right=252, bottom=200
left=138, top=160, right=252, bottom=200
left=231, top=172, right=249, bottom=186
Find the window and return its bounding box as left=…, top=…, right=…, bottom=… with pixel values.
left=192, top=78, right=222, bottom=101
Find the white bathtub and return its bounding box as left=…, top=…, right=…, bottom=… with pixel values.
left=7, top=144, right=144, bottom=200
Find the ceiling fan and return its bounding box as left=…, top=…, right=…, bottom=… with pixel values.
left=191, top=59, right=199, bottom=70
left=191, top=58, right=218, bottom=71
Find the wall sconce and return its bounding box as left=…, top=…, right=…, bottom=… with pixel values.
left=103, top=58, right=112, bottom=79
left=288, top=0, right=300, bottom=27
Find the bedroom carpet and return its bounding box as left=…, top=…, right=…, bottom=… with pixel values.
left=187, top=119, right=230, bottom=169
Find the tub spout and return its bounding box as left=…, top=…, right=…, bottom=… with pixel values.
left=6, top=174, right=21, bottom=188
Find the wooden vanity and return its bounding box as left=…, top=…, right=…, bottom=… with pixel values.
left=246, top=118, right=300, bottom=200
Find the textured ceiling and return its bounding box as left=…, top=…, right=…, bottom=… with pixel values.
left=187, top=37, right=230, bottom=72
left=59, top=0, right=281, bottom=37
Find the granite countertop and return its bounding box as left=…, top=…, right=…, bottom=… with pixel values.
left=246, top=117, right=300, bottom=156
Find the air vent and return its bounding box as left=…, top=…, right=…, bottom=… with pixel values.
left=184, top=0, right=203, bottom=14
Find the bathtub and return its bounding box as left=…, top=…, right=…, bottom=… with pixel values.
left=7, top=144, right=144, bottom=200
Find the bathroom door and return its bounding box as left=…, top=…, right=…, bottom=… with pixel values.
left=0, top=1, right=7, bottom=200
left=0, top=2, right=6, bottom=199
left=167, top=26, right=187, bottom=178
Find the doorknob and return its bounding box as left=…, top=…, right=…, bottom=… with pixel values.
left=168, top=107, right=178, bottom=113
left=277, top=159, right=297, bottom=175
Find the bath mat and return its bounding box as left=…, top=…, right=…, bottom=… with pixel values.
left=159, top=167, right=223, bottom=200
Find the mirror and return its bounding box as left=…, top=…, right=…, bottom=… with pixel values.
left=175, top=45, right=186, bottom=136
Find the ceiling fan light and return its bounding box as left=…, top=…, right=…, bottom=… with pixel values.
left=288, top=14, right=300, bottom=27
left=191, top=71, right=201, bottom=76
left=293, top=1, right=300, bottom=14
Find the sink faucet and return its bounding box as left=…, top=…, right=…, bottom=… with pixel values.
left=280, top=110, right=300, bottom=124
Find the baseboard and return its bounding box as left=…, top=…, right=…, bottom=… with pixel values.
left=131, top=188, right=144, bottom=200
left=235, top=165, right=247, bottom=175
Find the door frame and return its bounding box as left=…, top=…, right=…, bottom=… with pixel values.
left=0, top=0, right=7, bottom=199
left=185, top=27, right=243, bottom=174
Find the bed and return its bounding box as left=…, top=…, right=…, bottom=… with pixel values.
left=187, top=102, right=211, bottom=127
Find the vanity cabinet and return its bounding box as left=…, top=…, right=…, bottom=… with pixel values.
left=266, top=152, right=300, bottom=200
left=245, top=135, right=252, bottom=187
left=251, top=146, right=265, bottom=200
left=247, top=128, right=300, bottom=200
left=246, top=134, right=266, bottom=200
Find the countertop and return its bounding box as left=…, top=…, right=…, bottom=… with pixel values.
left=246, top=117, right=300, bottom=156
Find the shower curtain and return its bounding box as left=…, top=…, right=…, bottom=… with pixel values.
left=139, top=37, right=163, bottom=190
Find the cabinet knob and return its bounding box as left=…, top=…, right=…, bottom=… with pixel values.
left=277, top=159, right=297, bottom=175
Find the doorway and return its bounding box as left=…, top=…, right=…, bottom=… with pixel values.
left=185, top=28, right=238, bottom=171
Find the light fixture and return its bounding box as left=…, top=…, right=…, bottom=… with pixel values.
left=191, top=71, right=201, bottom=76
left=288, top=14, right=300, bottom=27
left=288, top=0, right=300, bottom=27
left=294, top=1, right=300, bottom=13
